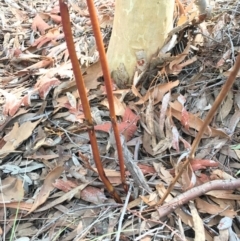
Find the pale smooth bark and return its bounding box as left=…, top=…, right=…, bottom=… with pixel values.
left=107, top=0, right=175, bottom=87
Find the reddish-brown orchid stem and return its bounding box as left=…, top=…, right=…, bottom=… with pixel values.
left=157, top=53, right=240, bottom=207
left=59, top=0, right=122, bottom=203
left=86, top=0, right=129, bottom=194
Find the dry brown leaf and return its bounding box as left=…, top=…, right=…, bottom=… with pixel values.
left=189, top=201, right=205, bottom=241
left=53, top=179, right=77, bottom=192
left=211, top=169, right=235, bottom=180
left=152, top=163, right=174, bottom=185
left=101, top=95, right=126, bottom=116
left=216, top=49, right=231, bottom=68
left=0, top=89, right=22, bottom=117
left=100, top=14, right=113, bottom=28
left=140, top=193, right=158, bottom=206
left=135, top=80, right=179, bottom=105
left=35, top=77, right=61, bottom=99
left=190, top=159, right=219, bottom=171
left=143, top=130, right=154, bottom=155
left=36, top=183, right=88, bottom=212
left=0, top=120, right=41, bottom=158
left=171, top=56, right=197, bottom=75
left=131, top=85, right=144, bottom=100
left=27, top=166, right=64, bottom=214
left=92, top=167, right=121, bottom=185
left=53, top=179, right=107, bottom=204
left=210, top=196, right=235, bottom=211
left=180, top=163, right=196, bottom=190
left=32, top=14, right=50, bottom=35
left=155, top=183, right=174, bottom=202
left=177, top=14, right=188, bottom=26
left=152, top=137, right=172, bottom=155
left=50, top=14, right=62, bottom=24
left=0, top=202, right=32, bottom=211
left=136, top=164, right=156, bottom=175
left=206, top=190, right=240, bottom=200
left=94, top=107, right=139, bottom=141
left=195, top=198, right=236, bottom=218
left=178, top=94, right=190, bottom=130
left=146, top=97, right=156, bottom=147
left=211, top=13, right=228, bottom=41
left=32, top=28, right=62, bottom=48
left=169, top=42, right=190, bottom=70
left=83, top=61, right=102, bottom=90
left=217, top=90, right=233, bottom=121
left=0, top=177, right=24, bottom=203
left=169, top=100, right=229, bottom=138
left=234, top=149, right=240, bottom=161
left=16, top=58, right=53, bottom=76
left=80, top=186, right=107, bottom=204
left=172, top=125, right=180, bottom=151
left=127, top=197, right=143, bottom=209
left=159, top=92, right=170, bottom=137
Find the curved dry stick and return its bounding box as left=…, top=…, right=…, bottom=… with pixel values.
left=86, top=0, right=129, bottom=194
left=59, top=0, right=122, bottom=203
left=157, top=178, right=240, bottom=218
left=157, top=53, right=240, bottom=206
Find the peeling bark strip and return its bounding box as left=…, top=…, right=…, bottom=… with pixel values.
left=157, top=179, right=240, bottom=219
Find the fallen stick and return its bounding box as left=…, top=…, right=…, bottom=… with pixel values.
left=157, top=179, right=240, bottom=219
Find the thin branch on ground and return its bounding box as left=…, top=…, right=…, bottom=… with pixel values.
left=157, top=178, right=240, bottom=218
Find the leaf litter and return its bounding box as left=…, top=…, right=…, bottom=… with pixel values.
left=1, top=0, right=240, bottom=240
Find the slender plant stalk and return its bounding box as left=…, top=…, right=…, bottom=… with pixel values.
left=157, top=53, right=240, bottom=206
left=10, top=203, right=20, bottom=241
left=59, top=0, right=122, bottom=203
left=86, top=0, right=129, bottom=194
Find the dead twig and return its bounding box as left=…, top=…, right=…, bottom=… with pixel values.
left=115, top=183, right=133, bottom=241
left=157, top=179, right=240, bottom=219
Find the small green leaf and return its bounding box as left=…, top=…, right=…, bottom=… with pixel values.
left=230, top=144, right=240, bottom=150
